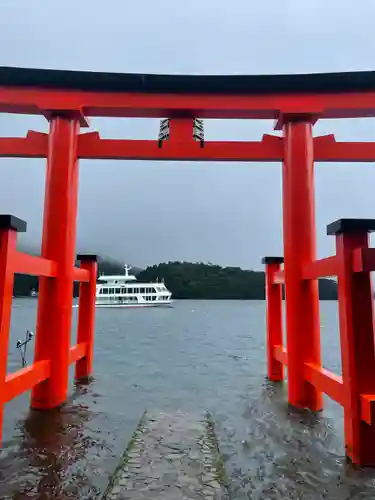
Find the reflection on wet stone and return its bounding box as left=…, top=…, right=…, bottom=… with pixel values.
left=102, top=410, right=228, bottom=500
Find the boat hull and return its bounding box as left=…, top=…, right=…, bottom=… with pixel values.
left=95, top=302, right=173, bottom=308
left=73, top=301, right=173, bottom=309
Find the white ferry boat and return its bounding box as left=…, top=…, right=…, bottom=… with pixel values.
left=95, top=265, right=173, bottom=308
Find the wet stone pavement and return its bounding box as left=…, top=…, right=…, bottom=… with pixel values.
left=102, top=410, right=228, bottom=500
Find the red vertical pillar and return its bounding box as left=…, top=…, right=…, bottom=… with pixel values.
left=328, top=218, right=375, bottom=465
left=31, top=116, right=80, bottom=409
left=169, top=118, right=194, bottom=141
left=262, top=256, right=284, bottom=381
left=282, top=118, right=322, bottom=410
left=0, top=215, right=26, bottom=441
left=75, top=254, right=98, bottom=381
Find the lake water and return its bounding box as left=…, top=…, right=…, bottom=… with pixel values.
left=1, top=299, right=375, bottom=499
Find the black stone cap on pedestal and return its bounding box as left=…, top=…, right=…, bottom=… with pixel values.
left=76, top=253, right=98, bottom=262
left=0, top=215, right=27, bottom=232
left=261, top=256, right=284, bottom=264
left=327, top=218, right=375, bottom=236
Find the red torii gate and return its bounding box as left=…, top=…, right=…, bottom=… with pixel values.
left=1, top=67, right=375, bottom=466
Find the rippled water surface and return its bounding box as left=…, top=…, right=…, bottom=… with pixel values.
left=1, top=299, right=375, bottom=499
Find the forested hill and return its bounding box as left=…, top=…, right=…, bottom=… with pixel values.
left=12, top=258, right=337, bottom=299
left=137, top=262, right=338, bottom=300
left=13, top=256, right=137, bottom=297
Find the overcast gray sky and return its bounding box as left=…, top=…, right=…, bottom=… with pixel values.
left=1, top=0, right=375, bottom=269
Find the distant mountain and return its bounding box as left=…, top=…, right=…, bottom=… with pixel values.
left=95, top=255, right=143, bottom=276
left=138, top=261, right=338, bottom=300
left=12, top=250, right=142, bottom=297
left=11, top=254, right=337, bottom=300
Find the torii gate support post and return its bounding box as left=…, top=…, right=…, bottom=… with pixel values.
left=263, top=256, right=284, bottom=381
left=0, top=217, right=26, bottom=442
left=31, top=116, right=80, bottom=409
left=282, top=118, right=323, bottom=411
left=329, top=220, right=375, bottom=465
left=75, top=254, right=98, bottom=381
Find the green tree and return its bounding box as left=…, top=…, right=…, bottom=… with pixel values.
left=138, top=262, right=338, bottom=300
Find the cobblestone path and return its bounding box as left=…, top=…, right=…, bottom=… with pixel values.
left=102, top=410, right=228, bottom=500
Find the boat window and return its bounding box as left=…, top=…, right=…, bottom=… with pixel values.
left=134, top=288, right=139, bottom=294
left=102, top=288, right=108, bottom=295
left=115, top=288, right=121, bottom=294
left=110, top=288, right=114, bottom=295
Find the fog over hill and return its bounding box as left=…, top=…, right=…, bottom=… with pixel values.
left=2, top=0, right=375, bottom=279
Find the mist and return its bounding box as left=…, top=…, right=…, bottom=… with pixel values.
left=1, top=0, right=375, bottom=269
